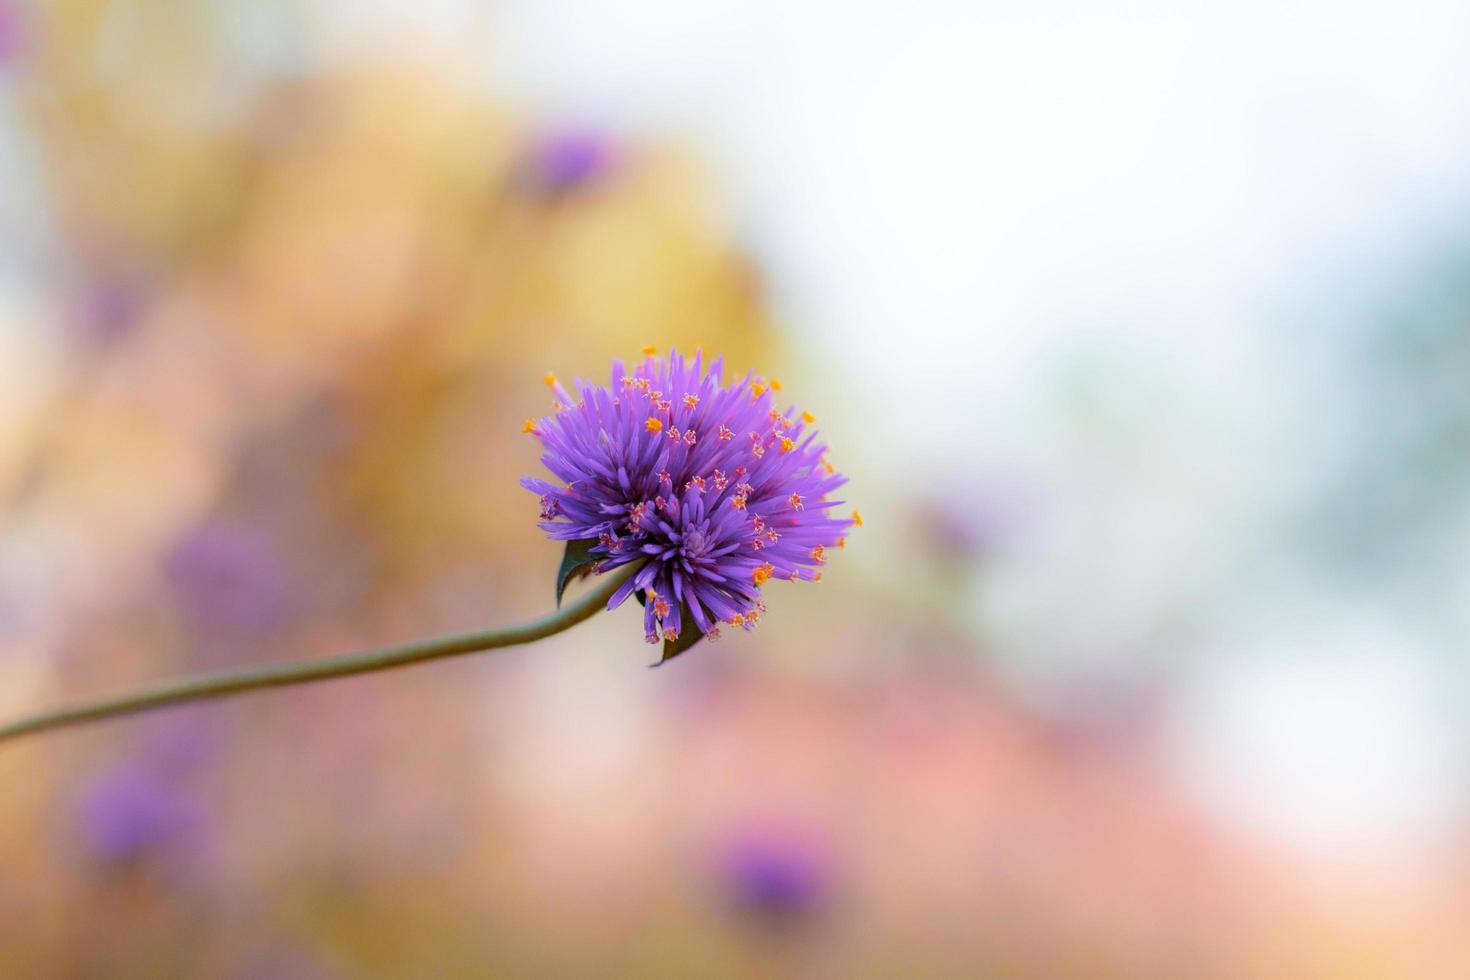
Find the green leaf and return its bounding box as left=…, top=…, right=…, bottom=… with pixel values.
left=555, top=538, right=602, bottom=608
left=656, top=602, right=705, bottom=665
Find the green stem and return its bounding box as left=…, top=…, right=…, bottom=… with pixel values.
left=0, top=562, right=642, bottom=745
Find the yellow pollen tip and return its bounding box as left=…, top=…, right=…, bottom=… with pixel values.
left=752, top=562, right=774, bottom=586
left=814, top=572, right=823, bottom=583
left=750, top=381, right=767, bottom=398
left=522, top=418, right=538, bottom=434
left=852, top=510, right=863, bottom=527
left=641, top=345, right=658, bottom=357
left=770, top=378, right=782, bottom=391
left=683, top=393, right=699, bottom=409
left=802, top=411, right=815, bottom=424
left=780, top=437, right=796, bottom=453
left=542, top=372, right=557, bottom=387
left=645, top=417, right=663, bottom=433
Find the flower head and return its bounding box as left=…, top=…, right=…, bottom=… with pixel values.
left=522, top=348, right=854, bottom=650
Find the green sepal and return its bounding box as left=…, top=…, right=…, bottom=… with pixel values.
left=555, top=538, right=601, bottom=608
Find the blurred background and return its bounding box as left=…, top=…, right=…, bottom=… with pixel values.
left=2, top=1, right=1470, bottom=976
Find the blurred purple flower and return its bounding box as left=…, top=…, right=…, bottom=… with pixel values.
left=165, top=522, right=290, bottom=635
left=723, top=828, right=829, bottom=921
left=916, top=473, right=1036, bottom=567
left=0, top=2, right=23, bottom=66
left=74, top=270, right=149, bottom=348
left=918, top=496, right=990, bottom=564
left=76, top=762, right=203, bottom=866
left=526, top=129, right=616, bottom=195
left=523, top=349, right=855, bottom=650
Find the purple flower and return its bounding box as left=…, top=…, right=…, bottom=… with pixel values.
left=724, top=828, right=829, bottom=920
left=0, top=2, right=23, bottom=66
left=74, top=269, right=149, bottom=348
left=526, top=129, right=616, bottom=195
left=165, top=522, right=290, bottom=633
left=76, top=762, right=203, bottom=866
left=915, top=476, right=1031, bottom=566
left=522, top=349, right=855, bottom=648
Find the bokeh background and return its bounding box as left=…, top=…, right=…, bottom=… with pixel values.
left=3, top=1, right=1470, bottom=977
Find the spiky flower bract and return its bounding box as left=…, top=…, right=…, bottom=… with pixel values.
left=522, top=348, right=855, bottom=651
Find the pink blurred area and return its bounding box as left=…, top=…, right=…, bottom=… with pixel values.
left=1, top=4, right=1469, bottom=979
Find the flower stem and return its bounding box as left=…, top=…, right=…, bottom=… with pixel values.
left=0, top=562, right=642, bottom=745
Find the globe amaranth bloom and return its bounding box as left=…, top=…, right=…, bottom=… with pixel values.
left=522, top=347, right=858, bottom=647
